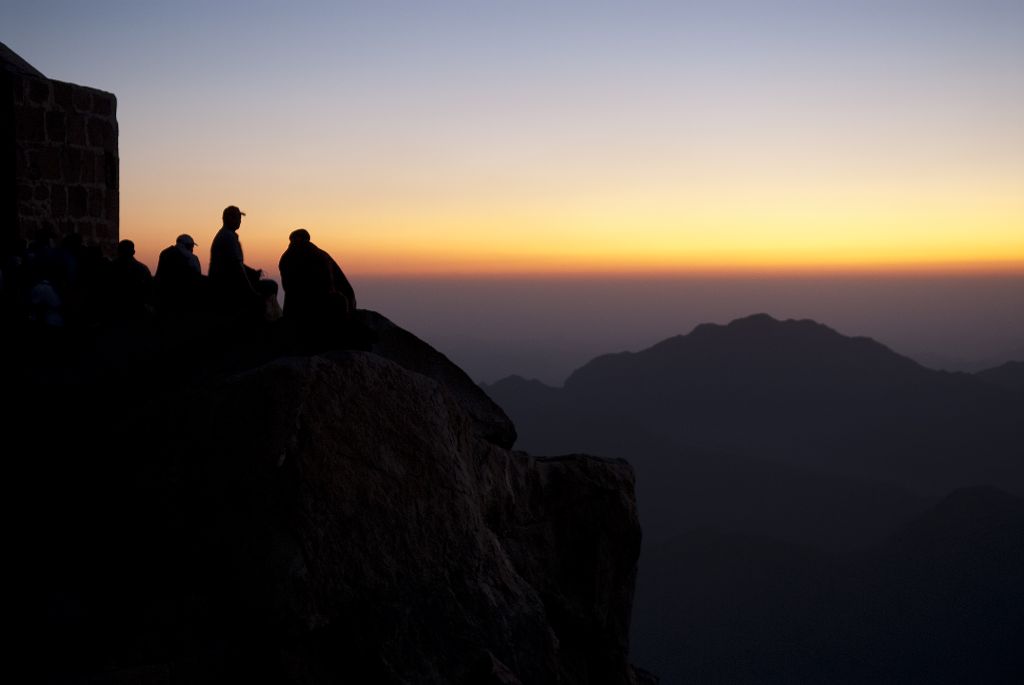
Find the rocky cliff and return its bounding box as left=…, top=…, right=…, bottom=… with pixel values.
left=23, top=313, right=644, bottom=684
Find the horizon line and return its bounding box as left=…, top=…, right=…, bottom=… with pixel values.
left=349, top=262, right=1024, bottom=280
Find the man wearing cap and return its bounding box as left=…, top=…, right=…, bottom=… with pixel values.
left=155, top=233, right=204, bottom=315
left=209, top=205, right=261, bottom=313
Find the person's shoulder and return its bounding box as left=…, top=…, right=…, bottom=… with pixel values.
left=211, top=228, right=235, bottom=252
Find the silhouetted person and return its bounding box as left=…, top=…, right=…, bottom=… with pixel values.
left=280, top=229, right=356, bottom=313
left=76, top=244, right=111, bottom=327
left=259, top=278, right=283, bottom=321
left=209, top=205, right=261, bottom=316
left=109, top=239, right=153, bottom=321
left=26, top=263, right=64, bottom=329
left=279, top=228, right=358, bottom=347
left=155, top=234, right=204, bottom=315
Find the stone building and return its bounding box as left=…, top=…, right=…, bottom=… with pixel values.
left=1, top=42, right=118, bottom=256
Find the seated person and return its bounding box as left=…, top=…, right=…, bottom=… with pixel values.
left=279, top=229, right=358, bottom=345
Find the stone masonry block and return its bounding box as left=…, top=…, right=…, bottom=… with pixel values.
left=92, top=153, right=106, bottom=184
left=23, top=151, right=41, bottom=181
left=28, top=78, right=51, bottom=105
left=31, top=147, right=63, bottom=181
left=51, top=184, right=68, bottom=216
left=16, top=107, right=46, bottom=143
left=67, top=116, right=88, bottom=146
left=17, top=198, right=40, bottom=217
left=105, top=190, right=118, bottom=221
left=68, top=185, right=88, bottom=216
left=87, top=117, right=114, bottom=148
left=93, top=94, right=114, bottom=117
left=46, top=111, right=67, bottom=143
left=60, top=147, right=81, bottom=183
left=102, top=152, right=117, bottom=186
left=19, top=218, right=40, bottom=239
left=73, top=88, right=92, bottom=113
left=88, top=187, right=104, bottom=217
left=75, top=221, right=95, bottom=241
left=53, top=82, right=74, bottom=110
left=78, top=150, right=96, bottom=183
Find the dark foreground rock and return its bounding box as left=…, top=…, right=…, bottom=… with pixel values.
left=355, top=309, right=518, bottom=449
left=24, top=324, right=643, bottom=684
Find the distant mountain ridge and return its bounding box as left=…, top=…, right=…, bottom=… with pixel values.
left=565, top=313, right=927, bottom=395
left=976, top=360, right=1024, bottom=391
left=487, top=313, right=1023, bottom=495
left=484, top=312, right=1024, bottom=683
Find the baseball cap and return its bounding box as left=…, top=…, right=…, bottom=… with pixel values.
left=223, top=205, right=247, bottom=221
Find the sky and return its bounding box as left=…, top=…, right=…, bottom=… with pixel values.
left=3, top=1, right=1023, bottom=380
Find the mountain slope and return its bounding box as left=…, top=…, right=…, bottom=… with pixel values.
left=484, top=313, right=1024, bottom=683
left=488, top=313, right=1023, bottom=494
left=976, top=360, right=1024, bottom=391
left=632, top=487, right=1024, bottom=684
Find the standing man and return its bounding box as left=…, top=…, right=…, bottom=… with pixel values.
left=209, top=205, right=260, bottom=313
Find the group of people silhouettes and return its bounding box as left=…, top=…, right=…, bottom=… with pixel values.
left=161, top=204, right=359, bottom=340
left=1, top=204, right=359, bottom=348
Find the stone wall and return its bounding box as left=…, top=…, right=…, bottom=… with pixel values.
left=2, top=48, right=118, bottom=255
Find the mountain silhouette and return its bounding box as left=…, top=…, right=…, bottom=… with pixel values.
left=976, top=360, right=1024, bottom=391
left=486, top=313, right=1024, bottom=682
left=487, top=313, right=1023, bottom=494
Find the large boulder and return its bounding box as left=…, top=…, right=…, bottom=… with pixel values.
left=356, top=309, right=518, bottom=448
left=37, top=345, right=642, bottom=683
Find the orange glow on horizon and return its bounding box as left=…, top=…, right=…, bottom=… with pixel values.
left=124, top=170, right=1024, bottom=281
left=131, top=222, right=1024, bottom=281
left=236, top=239, right=1024, bottom=280
left=344, top=260, right=1024, bottom=279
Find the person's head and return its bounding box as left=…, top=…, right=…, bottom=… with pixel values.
left=117, top=239, right=135, bottom=259
left=289, top=228, right=311, bottom=244
left=222, top=205, right=245, bottom=231
left=175, top=234, right=197, bottom=252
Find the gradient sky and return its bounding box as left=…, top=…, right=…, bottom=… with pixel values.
left=3, top=0, right=1022, bottom=277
